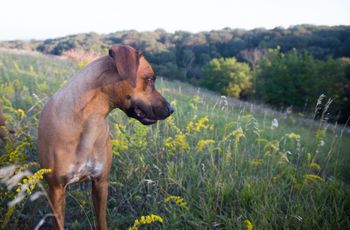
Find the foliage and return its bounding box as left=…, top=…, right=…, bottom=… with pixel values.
left=254, top=48, right=349, bottom=122
left=0, top=101, right=51, bottom=229
left=1, top=25, right=350, bottom=80
left=201, top=57, right=253, bottom=97
left=0, top=50, right=350, bottom=229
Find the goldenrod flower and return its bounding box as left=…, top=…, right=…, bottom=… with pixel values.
left=244, top=219, right=253, bottom=230
left=186, top=121, right=194, bottom=133
left=224, top=127, right=244, bottom=142
left=196, top=139, right=215, bottom=151
left=264, top=141, right=279, bottom=152
left=303, top=174, right=322, bottom=183
left=128, top=214, right=163, bottom=230
left=165, top=195, right=188, bottom=209
left=307, top=162, right=321, bottom=171
left=17, top=108, right=25, bottom=118
left=194, top=116, right=209, bottom=132
left=287, top=132, right=301, bottom=140
left=186, top=116, right=210, bottom=133
left=164, top=134, right=190, bottom=152
left=16, top=168, right=52, bottom=194
left=15, top=162, right=39, bottom=173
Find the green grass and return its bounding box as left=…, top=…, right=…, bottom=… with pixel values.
left=0, top=49, right=349, bottom=229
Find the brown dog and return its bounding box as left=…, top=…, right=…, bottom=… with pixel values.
left=38, top=44, right=173, bottom=229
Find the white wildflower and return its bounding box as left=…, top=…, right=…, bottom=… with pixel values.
left=319, top=140, right=325, bottom=146
left=271, top=118, right=279, bottom=130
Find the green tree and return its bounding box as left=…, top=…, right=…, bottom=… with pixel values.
left=201, top=57, right=253, bottom=98
left=255, top=48, right=348, bottom=119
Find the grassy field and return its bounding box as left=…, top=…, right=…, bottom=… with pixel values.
left=0, top=49, right=349, bottom=229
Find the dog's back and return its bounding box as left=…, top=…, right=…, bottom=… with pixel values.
left=38, top=56, right=114, bottom=184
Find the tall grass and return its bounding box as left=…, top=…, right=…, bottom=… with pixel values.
left=0, top=50, right=349, bottom=229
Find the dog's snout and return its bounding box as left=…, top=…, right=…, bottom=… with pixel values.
left=166, top=102, right=174, bottom=115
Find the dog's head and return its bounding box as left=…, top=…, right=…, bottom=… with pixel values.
left=109, top=44, right=174, bottom=125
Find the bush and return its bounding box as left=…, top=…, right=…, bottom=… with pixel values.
left=201, top=57, right=253, bottom=97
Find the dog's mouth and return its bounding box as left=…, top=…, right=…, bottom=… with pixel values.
left=134, top=107, right=157, bottom=125
left=126, top=106, right=157, bottom=125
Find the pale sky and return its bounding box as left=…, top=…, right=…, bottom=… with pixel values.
left=0, top=0, right=349, bottom=41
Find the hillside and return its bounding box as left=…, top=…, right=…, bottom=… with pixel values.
left=0, top=49, right=349, bottom=229
left=1, top=25, right=350, bottom=74
left=1, top=25, right=350, bottom=125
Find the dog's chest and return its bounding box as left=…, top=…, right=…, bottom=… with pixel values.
left=67, top=160, right=104, bottom=184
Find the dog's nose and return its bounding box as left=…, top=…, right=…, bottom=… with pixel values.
left=166, top=102, right=174, bottom=115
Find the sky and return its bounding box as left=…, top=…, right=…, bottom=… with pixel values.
left=0, top=0, right=349, bottom=41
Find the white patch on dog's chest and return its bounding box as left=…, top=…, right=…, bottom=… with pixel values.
left=67, top=160, right=104, bottom=184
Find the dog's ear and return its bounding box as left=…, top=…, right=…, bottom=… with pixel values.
left=109, top=45, right=141, bottom=88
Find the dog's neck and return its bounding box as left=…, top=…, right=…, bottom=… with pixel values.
left=57, top=56, right=129, bottom=121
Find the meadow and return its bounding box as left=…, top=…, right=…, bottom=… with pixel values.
left=0, top=49, right=349, bottom=229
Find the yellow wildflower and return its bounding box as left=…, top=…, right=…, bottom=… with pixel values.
left=196, top=139, right=215, bottom=151
left=287, top=132, right=301, bottom=140
left=303, top=174, right=322, bottom=183
left=307, top=162, right=321, bottom=171
left=194, top=116, right=209, bottom=132
left=164, top=134, right=190, bottom=153
left=264, top=141, right=279, bottom=152
left=165, top=195, right=188, bottom=209
left=224, top=127, right=244, bottom=142
left=17, top=108, right=25, bottom=118
left=16, top=168, right=52, bottom=194
left=186, top=121, right=194, bottom=133
left=187, top=116, right=210, bottom=133
left=128, top=214, right=163, bottom=230
left=244, top=219, right=253, bottom=230
left=15, top=162, right=39, bottom=173
left=176, top=134, right=189, bottom=150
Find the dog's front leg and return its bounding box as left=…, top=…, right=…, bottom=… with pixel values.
left=92, top=178, right=109, bottom=230
left=49, top=185, right=66, bottom=230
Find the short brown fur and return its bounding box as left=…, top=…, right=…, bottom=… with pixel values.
left=38, top=45, right=173, bottom=229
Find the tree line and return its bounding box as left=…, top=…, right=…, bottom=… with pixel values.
left=1, top=25, right=349, bottom=123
